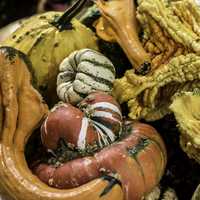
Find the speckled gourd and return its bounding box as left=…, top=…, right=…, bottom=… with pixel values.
left=1, top=0, right=98, bottom=103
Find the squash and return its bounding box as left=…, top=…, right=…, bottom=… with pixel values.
left=0, top=46, right=123, bottom=200
left=57, top=49, right=116, bottom=105
left=1, top=0, right=98, bottom=104
left=0, top=46, right=166, bottom=200
left=169, top=90, right=200, bottom=164
left=94, top=0, right=151, bottom=75
left=192, top=184, right=200, bottom=200
left=41, top=92, right=122, bottom=150
left=34, top=120, right=167, bottom=199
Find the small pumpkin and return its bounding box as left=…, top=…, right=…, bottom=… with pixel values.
left=1, top=0, right=98, bottom=104
left=35, top=120, right=166, bottom=200
left=57, top=48, right=116, bottom=105
left=41, top=92, right=122, bottom=150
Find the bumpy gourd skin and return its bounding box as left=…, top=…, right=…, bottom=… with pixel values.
left=113, top=0, right=200, bottom=163
left=170, top=90, right=200, bottom=164
left=113, top=0, right=200, bottom=121
left=1, top=11, right=98, bottom=104
left=137, top=0, right=200, bottom=69
left=113, top=53, right=200, bottom=121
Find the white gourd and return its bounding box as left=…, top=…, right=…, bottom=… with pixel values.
left=57, top=48, right=116, bottom=105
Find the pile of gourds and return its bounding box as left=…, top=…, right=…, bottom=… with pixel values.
left=112, top=0, right=200, bottom=164
left=0, top=0, right=199, bottom=199
left=0, top=46, right=166, bottom=200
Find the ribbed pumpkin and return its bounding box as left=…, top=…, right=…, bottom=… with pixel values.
left=1, top=0, right=98, bottom=103
left=57, top=48, right=116, bottom=105
left=35, top=120, right=167, bottom=200
left=41, top=92, right=122, bottom=150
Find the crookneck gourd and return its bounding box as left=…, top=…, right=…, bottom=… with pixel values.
left=94, top=0, right=151, bottom=75
left=1, top=0, right=98, bottom=104
left=0, top=46, right=167, bottom=200
left=57, top=48, right=116, bottom=105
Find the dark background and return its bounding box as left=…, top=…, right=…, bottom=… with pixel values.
left=0, top=0, right=73, bottom=28
left=0, top=0, right=38, bottom=28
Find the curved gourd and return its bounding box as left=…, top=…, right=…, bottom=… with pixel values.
left=95, top=0, right=151, bottom=75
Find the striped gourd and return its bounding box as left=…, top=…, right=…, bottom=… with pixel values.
left=41, top=92, right=122, bottom=150
left=57, top=48, right=116, bottom=105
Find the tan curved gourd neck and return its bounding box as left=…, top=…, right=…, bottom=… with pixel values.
left=96, top=0, right=151, bottom=75
left=0, top=47, right=123, bottom=200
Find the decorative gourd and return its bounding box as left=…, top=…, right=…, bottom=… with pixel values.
left=169, top=90, right=200, bottom=164
left=192, top=184, right=200, bottom=200
left=57, top=49, right=116, bottom=105
left=94, top=0, right=151, bottom=75
left=1, top=0, right=98, bottom=103
left=0, top=46, right=123, bottom=200
left=41, top=92, right=122, bottom=150
left=35, top=120, right=167, bottom=200
left=0, top=48, right=166, bottom=200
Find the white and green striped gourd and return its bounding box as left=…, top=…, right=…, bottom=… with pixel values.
left=57, top=48, right=116, bottom=105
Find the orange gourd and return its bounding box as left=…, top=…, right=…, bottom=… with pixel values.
left=95, top=0, right=151, bottom=75
left=0, top=47, right=166, bottom=200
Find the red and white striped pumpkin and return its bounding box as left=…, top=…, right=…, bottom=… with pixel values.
left=41, top=92, right=122, bottom=150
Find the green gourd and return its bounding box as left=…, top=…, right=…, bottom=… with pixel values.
left=1, top=0, right=98, bottom=104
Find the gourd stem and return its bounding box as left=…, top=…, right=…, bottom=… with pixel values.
left=53, top=0, right=88, bottom=31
